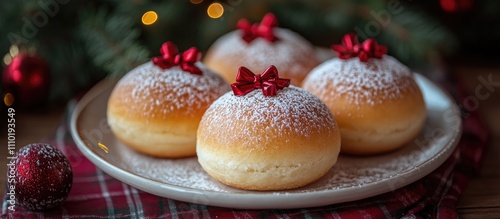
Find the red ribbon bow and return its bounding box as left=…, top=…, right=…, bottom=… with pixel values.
left=231, top=65, right=290, bottom=97
left=332, top=33, right=387, bottom=62
left=237, top=13, right=279, bottom=43
left=152, top=41, right=202, bottom=75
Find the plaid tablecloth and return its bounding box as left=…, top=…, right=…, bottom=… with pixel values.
left=2, top=73, right=490, bottom=219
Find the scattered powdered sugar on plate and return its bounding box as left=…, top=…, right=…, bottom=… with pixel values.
left=304, top=56, right=417, bottom=105
left=199, top=86, right=336, bottom=147
left=115, top=139, right=237, bottom=192
left=114, top=62, right=229, bottom=118
left=109, top=108, right=451, bottom=193
left=207, top=28, right=317, bottom=80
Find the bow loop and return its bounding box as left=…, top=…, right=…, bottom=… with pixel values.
left=159, top=42, right=178, bottom=62
left=237, top=13, right=279, bottom=43
left=260, top=65, right=278, bottom=80
left=360, top=38, right=387, bottom=59
left=182, top=47, right=201, bottom=64
left=236, top=18, right=252, bottom=30
left=342, top=33, right=359, bottom=49
left=231, top=65, right=290, bottom=97
left=235, top=66, right=256, bottom=83
left=237, top=19, right=257, bottom=43
left=152, top=41, right=202, bottom=75
left=260, top=13, right=278, bottom=27
left=331, top=33, right=387, bottom=62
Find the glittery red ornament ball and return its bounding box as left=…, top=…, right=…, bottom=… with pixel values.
left=7, top=143, right=73, bottom=211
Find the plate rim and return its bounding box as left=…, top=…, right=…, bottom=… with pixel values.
left=70, top=73, right=462, bottom=209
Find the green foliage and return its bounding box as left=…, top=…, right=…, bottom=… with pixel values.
left=78, top=8, right=149, bottom=77
left=268, top=0, right=458, bottom=67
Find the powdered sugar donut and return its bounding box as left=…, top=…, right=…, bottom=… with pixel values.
left=303, top=55, right=426, bottom=155
left=204, top=13, right=320, bottom=86
left=303, top=33, right=426, bottom=155
left=107, top=42, right=229, bottom=158
left=197, top=66, right=341, bottom=191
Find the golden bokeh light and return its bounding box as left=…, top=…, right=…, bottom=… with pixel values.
left=142, top=11, right=158, bottom=25
left=190, top=0, right=203, bottom=4
left=4, top=93, right=14, bottom=107
left=98, top=142, right=109, bottom=153
left=207, top=3, right=224, bottom=19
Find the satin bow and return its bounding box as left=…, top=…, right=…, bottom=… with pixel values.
left=152, top=41, right=202, bottom=75
left=237, top=13, right=279, bottom=43
left=231, top=65, right=290, bottom=97
left=332, top=33, right=387, bottom=62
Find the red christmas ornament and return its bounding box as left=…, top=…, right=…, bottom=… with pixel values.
left=332, top=33, right=387, bottom=62
left=7, top=143, right=73, bottom=211
left=152, top=41, right=202, bottom=75
left=237, top=13, right=279, bottom=43
left=440, top=0, right=473, bottom=13
left=2, top=53, right=51, bottom=107
left=231, top=65, right=290, bottom=96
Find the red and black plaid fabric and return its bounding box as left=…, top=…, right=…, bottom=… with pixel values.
left=2, top=75, right=489, bottom=219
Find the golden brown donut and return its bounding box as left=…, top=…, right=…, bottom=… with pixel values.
left=302, top=56, right=426, bottom=155
left=107, top=62, right=229, bottom=158
left=204, top=27, right=320, bottom=86
left=197, top=84, right=341, bottom=191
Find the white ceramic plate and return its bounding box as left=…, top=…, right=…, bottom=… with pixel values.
left=70, top=73, right=462, bottom=209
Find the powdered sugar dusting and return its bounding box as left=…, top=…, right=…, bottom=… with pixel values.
left=112, top=109, right=453, bottom=193
left=207, top=28, right=317, bottom=82
left=117, top=141, right=233, bottom=192
left=303, top=56, right=416, bottom=105
left=114, top=62, right=229, bottom=118
left=199, top=86, right=337, bottom=146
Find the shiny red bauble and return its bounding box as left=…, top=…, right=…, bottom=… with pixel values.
left=2, top=54, right=51, bottom=107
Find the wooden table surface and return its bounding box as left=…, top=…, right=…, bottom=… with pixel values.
left=0, top=62, right=499, bottom=217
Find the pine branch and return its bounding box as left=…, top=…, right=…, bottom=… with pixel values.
left=37, top=40, right=105, bottom=101
left=78, top=8, right=149, bottom=77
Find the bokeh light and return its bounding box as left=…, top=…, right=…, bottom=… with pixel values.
left=190, top=0, right=203, bottom=4
left=142, top=11, right=158, bottom=25
left=4, top=93, right=14, bottom=107
left=98, top=142, right=109, bottom=153
left=9, top=45, right=19, bottom=58
left=207, top=3, right=224, bottom=19
left=3, top=54, right=12, bottom=65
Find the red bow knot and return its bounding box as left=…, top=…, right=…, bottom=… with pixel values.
left=332, top=33, right=387, bottom=62
left=237, top=13, right=279, bottom=43
left=152, top=41, right=202, bottom=75
left=231, top=65, right=290, bottom=97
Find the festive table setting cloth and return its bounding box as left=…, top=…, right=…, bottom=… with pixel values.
left=2, top=72, right=490, bottom=219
